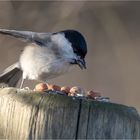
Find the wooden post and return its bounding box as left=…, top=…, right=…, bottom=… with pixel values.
left=0, top=87, right=139, bottom=139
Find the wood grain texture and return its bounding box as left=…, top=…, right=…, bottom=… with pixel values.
left=0, top=87, right=139, bottom=139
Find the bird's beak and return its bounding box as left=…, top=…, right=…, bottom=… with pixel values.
left=76, top=58, right=86, bottom=69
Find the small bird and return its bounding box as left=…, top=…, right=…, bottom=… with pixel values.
left=0, top=29, right=87, bottom=88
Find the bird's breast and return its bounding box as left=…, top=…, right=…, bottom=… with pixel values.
left=19, top=44, right=71, bottom=81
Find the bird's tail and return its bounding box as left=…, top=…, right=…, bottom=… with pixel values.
left=0, top=63, right=22, bottom=87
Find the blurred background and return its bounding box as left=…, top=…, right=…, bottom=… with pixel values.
left=0, top=1, right=140, bottom=112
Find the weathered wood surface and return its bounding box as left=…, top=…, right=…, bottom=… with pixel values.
left=0, top=87, right=139, bottom=139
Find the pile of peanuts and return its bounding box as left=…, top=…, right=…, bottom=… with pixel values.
left=34, top=83, right=101, bottom=100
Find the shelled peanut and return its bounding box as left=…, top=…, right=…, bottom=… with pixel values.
left=69, top=86, right=85, bottom=96
left=34, top=83, right=102, bottom=100
left=60, top=86, right=70, bottom=94
left=47, top=83, right=61, bottom=91
left=34, top=83, right=48, bottom=92
left=86, top=90, right=101, bottom=99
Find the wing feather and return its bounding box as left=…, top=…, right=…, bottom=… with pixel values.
left=0, top=28, right=51, bottom=46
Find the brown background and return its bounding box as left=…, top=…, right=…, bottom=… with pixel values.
left=0, top=1, right=140, bottom=112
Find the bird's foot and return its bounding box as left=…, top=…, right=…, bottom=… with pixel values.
left=19, top=87, right=31, bottom=91
left=23, top=87, right=30, bottom=90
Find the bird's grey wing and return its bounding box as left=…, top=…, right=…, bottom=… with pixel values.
left=0, top=28, right=52, bottom=46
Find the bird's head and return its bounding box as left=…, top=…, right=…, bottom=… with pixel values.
left=54, top=29, right=87, bottom=69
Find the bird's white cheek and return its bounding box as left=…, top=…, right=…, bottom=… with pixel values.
left=61, top=44, right=77, bottom=60
left=51, top=33, right=76, bottom=59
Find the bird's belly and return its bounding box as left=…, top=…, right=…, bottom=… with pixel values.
left=38, top=65, right=69, bottom=81
left=20, top=45, right=70, bottom=81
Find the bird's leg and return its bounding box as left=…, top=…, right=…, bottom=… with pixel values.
left=19, top=78, right=25, bottom=89
left=19, top=79, right=30, bottom=90
left=19, top=73, right=30, bottom=90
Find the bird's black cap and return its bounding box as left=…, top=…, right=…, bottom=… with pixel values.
left=54, top=30, right=87, bottom=58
